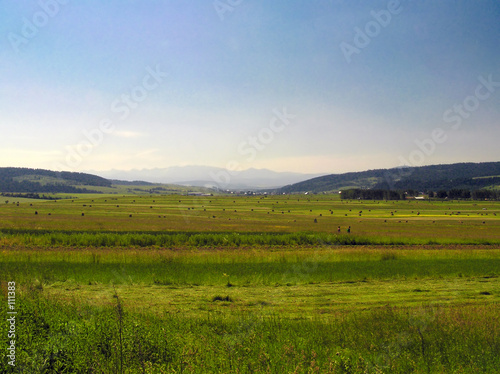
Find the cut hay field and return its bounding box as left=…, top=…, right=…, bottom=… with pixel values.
left=0, top=193, right=499, bottom=242
left=1, top=194, right=499, bottom=373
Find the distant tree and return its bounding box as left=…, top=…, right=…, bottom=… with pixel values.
left=341, top=189, right=402, bottom=200
left=472, top=189, right=499, bottom=200
left=448, top=189, right=470, bottom=199
left=437, top=190, right=448, bottom=199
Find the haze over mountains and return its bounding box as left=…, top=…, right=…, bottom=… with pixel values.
left=89, top=162, right=500, bottom=193
left=89, top=166, right=325, bottom=190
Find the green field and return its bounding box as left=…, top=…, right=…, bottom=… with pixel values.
left=1, top=194, right=499, bottom=373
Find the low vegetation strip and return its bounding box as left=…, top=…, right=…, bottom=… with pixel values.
left=1, top=229, right=499, bottom=247
left=2, top=247, right=499, bottom=287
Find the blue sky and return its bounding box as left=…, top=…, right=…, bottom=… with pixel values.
left=1, top=0, right=499, bottom=174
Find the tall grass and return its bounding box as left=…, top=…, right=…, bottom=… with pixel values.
left=1, top=289, right=499, bottom=373
left=1, top=228, right=498, bottom=247
left=1, top=247, right=499, bottom=286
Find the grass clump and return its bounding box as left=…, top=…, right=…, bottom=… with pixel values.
left=212, top=295, right=233, bottom=302
left=380, top=251, right=398, bottom=261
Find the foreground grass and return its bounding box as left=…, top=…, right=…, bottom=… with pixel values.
left=1, top=288, right=499, bottom=373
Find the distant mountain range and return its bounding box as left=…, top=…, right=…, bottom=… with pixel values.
left=275, top=162, right=500, bottom=193
left=89, top=166, right=324, bottom=190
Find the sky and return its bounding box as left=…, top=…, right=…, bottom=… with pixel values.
left=1, top=0, right=499, bottom=174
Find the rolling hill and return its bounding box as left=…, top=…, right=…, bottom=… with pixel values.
left=275, top=162, right=500, bottom=194
left=0, top=167, right=112, bottom=194
left=0, top=167, right=212, bottom=196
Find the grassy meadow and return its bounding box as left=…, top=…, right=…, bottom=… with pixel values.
left=1, top=194, right=499, bottom=373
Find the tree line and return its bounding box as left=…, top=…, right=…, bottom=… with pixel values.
left=0, top=180, right=101, bottom=194
left=341, top=188, right=500, bottom=200
left=1, top=193, right=65, bottom=200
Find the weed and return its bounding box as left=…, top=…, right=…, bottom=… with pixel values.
left=380, top=252, right=398, bottom=261
left=212, top=295, right=233, bottom=302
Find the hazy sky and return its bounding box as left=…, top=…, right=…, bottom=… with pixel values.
left=1, top=0, right=499, bottom=174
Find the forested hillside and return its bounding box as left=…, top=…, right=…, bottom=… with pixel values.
left=276, top=162, right=500, bottom=193
left=0, top=167, right=111, bottom=193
